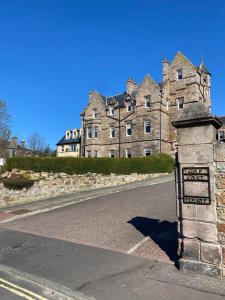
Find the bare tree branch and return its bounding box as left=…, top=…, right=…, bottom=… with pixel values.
left=0, top=100, right=11, bottom=157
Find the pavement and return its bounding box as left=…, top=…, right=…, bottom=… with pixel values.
left=0, top=174, right=225, bottom=299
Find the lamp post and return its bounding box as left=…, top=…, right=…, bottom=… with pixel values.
left=105, top=95, right=136, bottom=157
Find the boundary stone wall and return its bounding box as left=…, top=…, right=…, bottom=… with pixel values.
left=0, top=170, right=164, bottom=208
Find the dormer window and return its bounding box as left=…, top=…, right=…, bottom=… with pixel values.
left=177, top=97, right=184, bottom=110
left=66, top=131, right=71, bottom=139
left=72, top=130, right=78, bottom=139
left=109, top=107, right=114, bottom=116
left=127, top=102, right=131, bottom=112
left=145, top=96, right=151, bottom=108
left=177, top=69, right=183, bottom=80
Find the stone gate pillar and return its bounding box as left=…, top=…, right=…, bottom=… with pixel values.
left=173, top=103, right=223, bottom=277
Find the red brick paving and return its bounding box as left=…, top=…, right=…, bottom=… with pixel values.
left=0, top=182, right=177, bottom=263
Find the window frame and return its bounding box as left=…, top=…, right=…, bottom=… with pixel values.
left=144, top=147, right=152, bottom=156
left=126, top=149, right=132, bottom=158
left=144, top=120, right=151, bottom=134
left=145, top=96, right=151, bottom=108
left=94, top=126, right=99, bottom=139
left=218, top=131, right=225, bottom=141
left=126, top=123, right=132, bottom=136
left=126, top=102, right=132, bottom=112
left=109, top=107, right=115, bottom=116
left=93, top=108, right=97, bottom=119
left=86, top=126, right=92, bottom=139
left=177, top=69, right=183, bottom=80
left=177, top=97, right=184, bottom=110
left=110, top=126, right=115, bottom=138
left=109, top=149, right=115, bottom=158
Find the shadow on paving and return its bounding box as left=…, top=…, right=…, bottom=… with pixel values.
left=128, top=217, right=179, bottom=264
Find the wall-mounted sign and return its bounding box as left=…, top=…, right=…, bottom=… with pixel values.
left=182, top=167, right=211, bottom=205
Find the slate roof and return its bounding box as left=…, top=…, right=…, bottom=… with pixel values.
left=103, top=93, right=127, bottom=108
left=219, top=116, right=225, bottom=125
left=56, top=135, right=81, bottom=146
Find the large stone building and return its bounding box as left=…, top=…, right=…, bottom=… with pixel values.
left=80, top=52, right=212, bottom=158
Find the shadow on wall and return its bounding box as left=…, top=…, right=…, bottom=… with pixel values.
left=128, top=216, right=179, bottom=264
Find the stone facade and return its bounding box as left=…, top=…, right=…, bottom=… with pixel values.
left=0, top=170, right=164, bottom=208
left=173, top=102, right=225, bottom=278
left=81, top=52, right=211, bottom=158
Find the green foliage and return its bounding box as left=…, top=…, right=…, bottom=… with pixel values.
left=4, top=154, right=174, bottom=175
left=2, top=174, right=34, bottom=190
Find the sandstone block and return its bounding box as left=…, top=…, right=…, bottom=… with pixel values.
left=178, top=144, right=214, bottom=164
left=183, top=238, right=200, bottom=261
left=201, top=242, right=221, bottom=265
left=179, top=259, right=221, bottom=277
left=183, top=220, right=217, bottom=243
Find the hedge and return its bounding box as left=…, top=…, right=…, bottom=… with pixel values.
left=4, top=154, right=174, bottom=175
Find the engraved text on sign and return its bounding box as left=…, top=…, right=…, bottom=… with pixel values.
left=182, top=167, right=211, bottom=205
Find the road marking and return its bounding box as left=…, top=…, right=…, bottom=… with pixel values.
left=0, top=277, right=47, bottom=300
left=127, top=236, right=150, bottom=254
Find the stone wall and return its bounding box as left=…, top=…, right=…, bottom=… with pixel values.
left=0, top=170, right=163, bottom=208
left=215, top=142, right=225, bottom=275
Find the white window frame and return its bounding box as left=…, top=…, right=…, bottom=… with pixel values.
left=61, top=145, right=64, bottom=152
left=145, top=96, right=151, bottom=108
left=219, top=131, right=224, bottom=141
left=93, top=109, right=97, bottom=119
left=126, top=123, right=132, bottom=136
left=109, top=107, right=115, bottom=116
left=177, top=69, right=183, bottom=80
left=66, top=131, right=71, bottom=139
left=144, top=120, right=151, bottom=134
left=109, top=150, right=115, bottom=158
left=126, top=102, right=131, bottom=112
left=126, top=149, right=132, bottom=158
left=144, top=147, right=152, bottom=156
left=87, top=150, right=91, bottom=157
left=94, top=150, right=98, bottom=157
left=94, top=126, right=99, bottom=139
left=177, top=97, right=184, bottom=110
left=87, top=126, right=92, bottom=139
left=110, top=126, right=115, bottom=138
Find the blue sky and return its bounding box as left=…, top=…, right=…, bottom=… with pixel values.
left=0, top=0, right=224, bottom=149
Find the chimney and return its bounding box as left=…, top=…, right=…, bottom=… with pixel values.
left=162, top=58, right=170, bottom=82
left=21, top=140, right=25, bottom=148
left=126, top=77, right=137, bottom=95
left=11, top=136, right=18, bottom=147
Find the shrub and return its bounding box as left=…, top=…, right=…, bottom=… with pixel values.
left=4, top=154, right=174, bottom=175
left=2, top=174, right=34, bottom=190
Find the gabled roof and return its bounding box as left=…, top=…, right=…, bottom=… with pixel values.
left=56, top=135, right=81, bottom=146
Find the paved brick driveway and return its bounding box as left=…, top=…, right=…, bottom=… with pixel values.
left=0, top=181, right=177, bottom=263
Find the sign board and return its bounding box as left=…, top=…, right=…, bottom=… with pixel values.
left=182, top=167, right=211, bottom=205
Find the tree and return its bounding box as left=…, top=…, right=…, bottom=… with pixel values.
left=27, top=132, right=50, bottom=156
left=0, top=100, right=11, bottom=158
